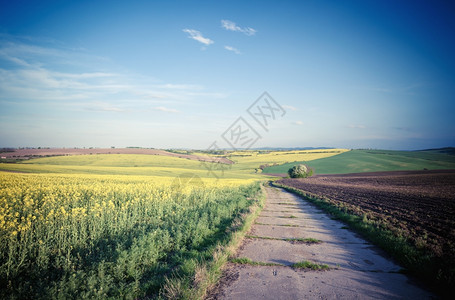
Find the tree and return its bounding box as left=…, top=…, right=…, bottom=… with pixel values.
left=288, top=164, right=313, bottom=178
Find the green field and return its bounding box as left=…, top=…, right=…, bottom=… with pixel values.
left=0, top=149, right=347, bottom=179
left=263, top=149, right=455, bottom=175
left=0, top=154, right=261, bottom=181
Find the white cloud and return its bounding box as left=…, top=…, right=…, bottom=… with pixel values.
left=0, top=37, right=109, bottom=70
left=282, top=105, right=297, bottom=111
left=224, top=45, right=241, bottom=54
left=154, top=83, right=203, bottom=90
left=0, top=35, right=233, bottom=148
left=0, top=38, right=227, bottom=108
left=153, top=106, right=179, bottom=113
left=84, top=102, right=126, bottom=112
left=0, top=67, right=128, bottom=101
left=221, top=20, right=256, bottom=36
left=292, top=121, right=304, bottom=126
left=0, top=53, right=32, bottom=67
left=348, top=124, right=367, bottom=129
left=182, top=29, right=214, bottom=46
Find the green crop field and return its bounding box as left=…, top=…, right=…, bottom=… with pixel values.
left=0, top=154, right=259, bottom=180
left=263, top=149, right=455, bottom=175
left=0, top=149, right=348, bottom=179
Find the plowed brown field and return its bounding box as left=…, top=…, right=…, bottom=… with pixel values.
left=277, top=170, right=455, bottom=260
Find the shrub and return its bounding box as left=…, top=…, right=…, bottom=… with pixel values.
left=288, top=164, right=313, bottom=178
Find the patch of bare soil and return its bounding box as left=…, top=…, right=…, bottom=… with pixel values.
left=277, top=170, right=455, bottom=259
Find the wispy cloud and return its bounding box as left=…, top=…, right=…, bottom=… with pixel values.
left=224, top=45, right=241, bottom=54
left=0, top=37, right=224, bottom=108
left=84, top=102, right=126, bottom=112
left=0, top=36, right=109, bottom=69
left=153, top=83, right=203, bottom=90
left=221, top=20, right=256, bottom=36
left=153, top=106, right=179, bottom=113
left=182, top=29, right=214, bottom=46
left=0, top=67, right=128, bottom=101
left=282, top=105, right=297, bottom=111
left=348, top=124, right=367, bottom=129
left=292, top=121, right=304, bottom=126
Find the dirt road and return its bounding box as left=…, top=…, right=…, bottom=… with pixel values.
left=212, top=186, right=434, bottom=299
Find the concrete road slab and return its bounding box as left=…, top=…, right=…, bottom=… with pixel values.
left=213, top=186, right=434, bottom=299
left=215, top=265, right=432, bottom=300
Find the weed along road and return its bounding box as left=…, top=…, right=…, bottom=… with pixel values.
left=212, top=186, right=434, bottom=299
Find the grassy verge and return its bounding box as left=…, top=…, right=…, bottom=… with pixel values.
left=291, top=261, right=330, bottom=270
left=161, top=183, right=266, bottom=299
left=273, top=182, right=452, bottom=298
left=254, top=222, right=301, bottom=227
left=230, top=258, right=329, bottom=270
left=230, top=257, right=282, bottom=267
left=246, top=235, right=322, bottom=244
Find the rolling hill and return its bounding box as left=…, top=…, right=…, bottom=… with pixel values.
left=262, top=149, right=455, bottom=175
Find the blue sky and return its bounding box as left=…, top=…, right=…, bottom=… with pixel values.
left=0, top=0, right=454, bottom=150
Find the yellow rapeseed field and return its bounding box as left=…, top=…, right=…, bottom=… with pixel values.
left=0, top=170, right=261, bottom=298
left=231, top=149, right=348, bottom=164
left=228, top=149, right=349, bottom=173
left=0, top=150, right=346, bottom=298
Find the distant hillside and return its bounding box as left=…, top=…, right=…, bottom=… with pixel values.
left=0, top=148, right=233, bottom=164
left=418, top=147, right=455, bottom=155
left=263, top=149, right=455, bottom=175
left=251, top=147, right=335, bottom=151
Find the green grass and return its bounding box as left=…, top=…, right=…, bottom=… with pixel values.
left=230, top=258, right=329, bottom=270
left=263, top=149, right=455, bottom=174
left=161, top=184, right=267, bottom=299
left=291, top=261, right=330, bottom=270
left=279, top=215, right=298, bottom=218
left=254, top=222, right=301, bottom=227
left=246, top=235, right=322, bottom=244
left=230, top=257, right=282, bottom=267
left=293, top=237, right=322, bottom=244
